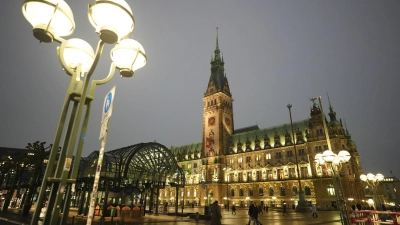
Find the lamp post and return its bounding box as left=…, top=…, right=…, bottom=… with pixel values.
left=315, top=150, right=351, bottom=225
left=21, top=1, right=147, bottom=225
left=360, top=173, right=384, bottom=210
left=314, top=96, right=351, bottom=225
left=287, top=104, right=309, bottom=211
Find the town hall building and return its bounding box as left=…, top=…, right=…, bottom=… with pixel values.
left=165, top=33, right=366, bottom=210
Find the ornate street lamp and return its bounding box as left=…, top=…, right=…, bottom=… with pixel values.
left=315, top=96, right=351, bottom=225
left=21, top=1, right=147, bottom=225
left=315, top=150, right=351, bottom=225
left=360, top=173, right=384, bottom=210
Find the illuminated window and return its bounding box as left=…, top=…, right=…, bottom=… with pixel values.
left=269, top=187, right=274, bottom=196
left=280, top=187, right=286, bottom=196
left=327, top=184, right=335, bottom=196
left=292, top=186, right=298, bottom=196
left=266, top=153, right=271, bottom=159
left=246, top=156, right=251, bottom=163
left=305, top=186, right=311, bottom=195
left=259, top=188, right=264, bottom=196
left=238, top=157, right=243, bottom=163
left=249, top=188, right=254, bottom=196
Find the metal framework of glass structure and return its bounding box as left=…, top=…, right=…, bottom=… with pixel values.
left=74, top=142, right=185, bottom=218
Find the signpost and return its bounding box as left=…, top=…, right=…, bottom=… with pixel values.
left=87, top=86, right=116, bottom=225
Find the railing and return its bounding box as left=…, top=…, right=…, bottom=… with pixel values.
left=351, top=210, right=400, bottom=224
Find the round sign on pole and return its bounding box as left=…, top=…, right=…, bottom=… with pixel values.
left=100, top=86, right=116, bottom=139
left=101, top=86, right=116, bottom=124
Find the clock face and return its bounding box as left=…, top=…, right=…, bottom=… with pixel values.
left=208, top=117, right=215, bottom=126
left=225, top=118, right=230, bottom=126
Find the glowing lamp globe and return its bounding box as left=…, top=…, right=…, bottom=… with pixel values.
left=322, top=150, right=335, bottom=163
left=338, top=150, right=351, bottom=163
left=366, top=173, right=375, bottom=181
left=63, top=39, right=95, bottom=74
left=360, top=174, right=367, bottom=181
left=22, top=0, right=75, bottom=43
left=375, top=173, right=384, bottom=181
left=314, top=153, right=325, bottom=165
left=111, top=39, right=147, bottom=77
left=88, top=0, right=135, bottom=44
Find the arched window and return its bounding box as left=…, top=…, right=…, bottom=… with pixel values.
left=249, top=188, right=254, bottom=196
left=269, top=187, right=274, bottom=196
left=259, top=187, right=264, bottom=196
left=305, top=185, right=311, bottom=195
left=292, top=186, right=298, bottom=196
left=231, top=188, right=235, bottom=197
left=280, top=187, right=286, bottom=196
left=239, top=188, right=244, bottom=196
left=327, top=184, right=335, bottom=196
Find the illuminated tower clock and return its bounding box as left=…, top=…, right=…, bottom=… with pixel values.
left=202, top=29, right=233, bottom=158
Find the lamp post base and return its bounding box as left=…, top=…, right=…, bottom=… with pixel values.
left=295, top=191, right=311, bottom=212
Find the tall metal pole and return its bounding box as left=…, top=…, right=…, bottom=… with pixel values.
left=287, top=104, right=309, bottom=211
left=318, top=96, right=350, bottom=225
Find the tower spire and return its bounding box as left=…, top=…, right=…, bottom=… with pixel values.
left=214, top=27, right=221, bottom=59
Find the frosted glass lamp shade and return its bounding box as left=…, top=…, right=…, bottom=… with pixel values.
left=366, top=173, right=375, bottom=181
left=314, top=153, right=325, bottom=165
left=375, top=173, right=384, bottom=181
left=338, top=150, right=351, bottom=163
left=111, top=39, right=147, bottom=77
left=360, top=174, right=367, bottom=181
left=322, top=150, right=335, bottom=163
left=22, top=0, right=75, bottom=42
left=63, top=38, right=95, bottom=73
left=88, top=0, right=134, bottom=44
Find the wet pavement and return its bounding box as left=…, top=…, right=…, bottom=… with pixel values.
left=0, top=206, right=342, bottom=225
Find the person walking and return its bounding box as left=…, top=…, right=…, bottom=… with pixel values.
left=210, top=201, right=222, bottom=225
left=311, top=203, right=318, bottom=217
left=282, top=202, right=289, bottom=216
left=247, top=201, right=255, bottom=225
left=251, top=203, right=262, bottom=225
left=231, top=204, right=236, bottom=214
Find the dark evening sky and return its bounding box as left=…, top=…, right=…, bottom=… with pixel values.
left=1, top=1, right=399, bottom=178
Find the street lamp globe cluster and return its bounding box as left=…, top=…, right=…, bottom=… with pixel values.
left=314, top=149, right=351, bottom=225
left=22, top=0, right=146, bottom=76
left=21, top=0, right=147, bottom=225
left=360, top=173, right=384, bottom=210
left=315, top=150, right=351, bottom=166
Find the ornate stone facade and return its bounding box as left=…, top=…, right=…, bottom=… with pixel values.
left=164, top=33, right=366, bottom=210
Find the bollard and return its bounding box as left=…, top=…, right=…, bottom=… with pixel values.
left=71, top=216, right=75, bottom=225
left=195, top=212, right=199, bottom=221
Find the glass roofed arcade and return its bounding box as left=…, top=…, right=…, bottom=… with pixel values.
left=74, top=142, right=185, bottom=215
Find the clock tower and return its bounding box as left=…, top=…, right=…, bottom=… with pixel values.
left=202, top=30, right=233, bottom=161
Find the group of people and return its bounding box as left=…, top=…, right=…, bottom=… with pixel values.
left=210, top=200, right=319, bottom=225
